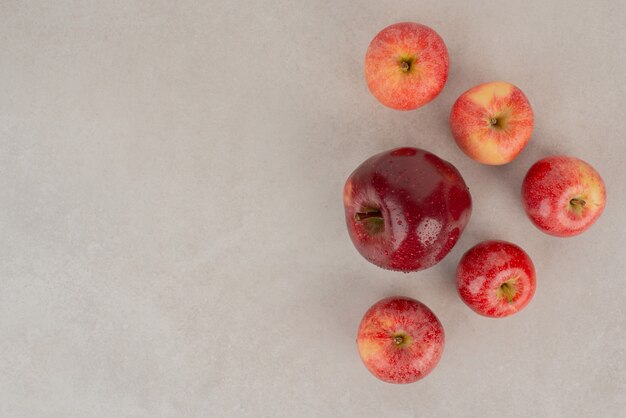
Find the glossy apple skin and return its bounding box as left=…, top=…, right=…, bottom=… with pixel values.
left=450, top=81, right=533, bottom=165
left=522, top=156, right=606, bottom=237
left=456, top=240, right=536, bottom=318
left=365, top=22, right=449, bottom=110
left=343, top=147, right=472, bottom=272
left=357, top=297, right=444, bottom=384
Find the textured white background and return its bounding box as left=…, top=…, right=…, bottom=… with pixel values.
left=1, top=1, right=625, bottom=417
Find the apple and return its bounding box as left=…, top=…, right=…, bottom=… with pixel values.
left=450, top=81, right=534, bottom=165
left=456, top=240, right=536, bottom=318
left=343, top=147, right=472, bottom=272
left=357, top=296, right=445, bottom=384
left=522, top=156, right=606, bottom=237
left=365, top=22, right=449, bottom=110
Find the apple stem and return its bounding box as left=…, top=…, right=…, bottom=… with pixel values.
left=499, top=282, right=516, bottom=303
left=354, top=210, right=382, bottom=221
left=393, top=336, right=404, bottom=345
left=490, top=118, right=498, bottom=126
left=570, top=198, right=586, bottom=208
left=400, top=61, right=410, bottom=72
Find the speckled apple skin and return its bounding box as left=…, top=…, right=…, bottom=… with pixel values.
left=450, top=81, right=533, bottom=165
left=456, top=240, right=536, bottom=318
left=522, top=156, right=606, bottom=237
left=357, top=297, right=444, bottom=384
left=365, top=22, right=449, bottom=110
left=343, top=147, right=472, bottom=272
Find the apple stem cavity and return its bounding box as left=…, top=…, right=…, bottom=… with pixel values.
left=393, top=335, right=404, bottom=345
left=498, top=281, right=517, bottom=303
left=354, top=209, right=383, bottom=221
left=570, top=198, right=586, bottom=208
left=355, top=208, right=384, bottom=234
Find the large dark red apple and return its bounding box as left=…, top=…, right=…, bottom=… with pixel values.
left=343, top=147, right=472, bottom=272
left=357, top=296, right=444, bottom=384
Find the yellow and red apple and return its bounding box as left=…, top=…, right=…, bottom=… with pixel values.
left=356, top=297, right=444, bottom=384
left=365, top=22, right=449, bottom=110
left=522, top=156, right=606, bottom=237
left=450, top=81, right=534, bottom=165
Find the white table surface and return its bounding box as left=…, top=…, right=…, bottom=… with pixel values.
left=2, top=1, right=625, bottom=417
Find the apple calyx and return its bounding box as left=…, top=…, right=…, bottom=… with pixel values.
left=488, top=115, right=507, bottom=130
left=392, top=332, right=411, bottom=348
left=398, top=56, right=416, bottom=73
left=497, top=279, right=518, bottom=303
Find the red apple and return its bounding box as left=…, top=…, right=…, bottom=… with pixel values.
left=456, top=240, right=536, bottom=318
left=357, top=296, right=445, bottom=384
left=450, top=81, right=534, bottom=165
left=522, top=156, right=606, bottom=237
left=343, top=147, right=472, bottom=272
left=365, top=22, right=449, bottom=110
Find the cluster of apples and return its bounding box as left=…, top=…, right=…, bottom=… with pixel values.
left=345, top=22, right=607, bottom=384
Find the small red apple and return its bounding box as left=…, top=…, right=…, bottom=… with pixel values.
left=450, top=81, right=534, bottom=165
left=357, top=296, right=445, bottom=384
left=522, top=156, right=606, bottom=237
left=365, top=22, right=449, bottom=110
left=456, top=240, right=536, bottom=318
left=343, top=147, right=472, bottom=272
